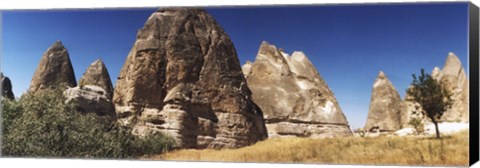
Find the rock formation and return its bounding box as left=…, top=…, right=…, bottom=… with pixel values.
left=401, top=52, right=469, bottom=127
left=436, top=52, right=469, bottom=122
left=79, top=59, right=114, bottom=99
left=1, top=73, right=15, bottom=100
left=29, top=41, right=77, bottom=93
left=400, top=88, right=422, bottom=128
left=113, top=8, right=267, bottom=149
left=242, top=41, right=352, bottom=138
left=364, top=71, right=402, bottom=132
left=64, top=85, right=116, bottom=120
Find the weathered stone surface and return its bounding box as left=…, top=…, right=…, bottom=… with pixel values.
left=29, top=41, right=77, bottom=93
left=79, top=59, right=114, bottom=99
left=435, top=52, right=469, bottom=122
left=113, top=8, right=267, bottom=149
left=241, top=61, right=253, bottom=78
left=401, top=52, right=469, bottom=127
left=243, top=41, right=352, bottom=138
left=364, top=71, right=403, bottom=132
left=1, top=73, right=15, bottom=100
left=400, top=88, right=423, bottom=128
left=64, top=85, right=116, bottom=119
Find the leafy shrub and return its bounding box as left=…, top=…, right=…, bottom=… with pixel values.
left=408, top=112, right=424, bottom=134
left=408, top=117, right=424, bottom=134
left=1, top=88, right=174, bottom=158
left=1, top=97, right=24, bottom=135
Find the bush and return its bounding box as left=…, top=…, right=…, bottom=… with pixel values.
left=1, top=88, right=174, bottom=158
left=1, top=97, right=24, bottom=135
left=408, top=111, right=424, bottom=134
left=408, top=117, right=424, bottom=134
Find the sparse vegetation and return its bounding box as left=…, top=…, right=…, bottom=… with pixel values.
left=406, top=69, right=453, bottom=139
left=149, top=131, right=468, bottom=166
left=1, top=88, right=175, bottom=158
left=408, top=111, right=425, bottom=134
left=353, top=128, right=366, bottom=137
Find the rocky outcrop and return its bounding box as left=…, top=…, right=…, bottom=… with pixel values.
left=364, top=71, right=402, bottom=132
left=79, top=59, right=114, bottom=99
left=113, top=8, right=267, bottom=149
left=401, top=52, right=469, bottom=127
left=1, top=73, right=15, bottom=100
left=29, top=41, right=77, bottom=93
left=64, top=85, right=116, bottom=120
left=434, top=52, right=468, bottom=122
left=242, top=41, right=352, bottom=138
left=400, top=88, right=423, bottom=128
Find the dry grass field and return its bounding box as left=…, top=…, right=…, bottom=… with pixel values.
left=146, top=131, right=469, bottom=166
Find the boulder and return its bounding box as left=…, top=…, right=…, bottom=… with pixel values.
left=79, top=59, right=114, bottom=99
left=243, top=41, right=352, bottom=138
left=364, top=71, right=403, bottom=132
left=395, top=127, right=417, bottom=136
left=64, top=85, right=116, bottom=119
left=29, top=41, right=77, bottom=93
left=113, top=8, right=267, bottom=149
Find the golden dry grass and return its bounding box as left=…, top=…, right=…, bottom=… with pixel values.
left=146, top=131, right=469, bottom=166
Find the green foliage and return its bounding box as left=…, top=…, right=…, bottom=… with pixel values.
left=1, top=89, right=175, bottom=158
left=406, top=69, right=453, bottom=138
left=1, top=98, right=23, bottom=135
left=408, top=113, right=424, bottom=134
left=354, top=128, right=366, bottom=137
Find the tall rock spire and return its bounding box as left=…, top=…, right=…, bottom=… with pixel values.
left=243, top=41, right=352, bottom=138
left=79, top=59, right=114, bottom=99
left=113, top=8, right=267, bottom=149
left=365, top=71, right=402, bottom=131
left=29, top=41, right=76, bottom=93
left=438, top=52, right=469, bottom=122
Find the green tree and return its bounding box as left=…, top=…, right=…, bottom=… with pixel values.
left=406, top=69, right=453, bottom=139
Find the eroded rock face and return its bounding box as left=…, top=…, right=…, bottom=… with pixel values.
left=79, top=59, right=114, bottom=99
left=29, top=41, right=77, bottom=93
left=401, top=52, right=469, bottom=127
left=113, top=8, right=267, bottom=149
left=1, top=73, right=15, bottom=100
left=364, top=71, right=402, bottom=132
left=434, top=53, right=469, bottom=122
left=400, top=88, right=422, bottom=128
left=242, top=41, right=352, bottom=138
left=64, top=85, right=116, bottom=120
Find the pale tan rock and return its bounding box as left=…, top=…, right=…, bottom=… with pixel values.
left=243, top=41, right=352, bottom=138
left=64, top=85, right=116, bottom=120
left=401, top=52, right=469, bottom=128
left=113, top=8, right=267, bottom=149
left=79, top=59, right=114, bottom=99
left=364, top=71, right=403, bottom=132
left=437, top=53, right=469, bottom=122
left=29, top=41, right=76, bottom=93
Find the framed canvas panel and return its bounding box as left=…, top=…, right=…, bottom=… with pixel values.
left=1, top=0, right=479, bottom=167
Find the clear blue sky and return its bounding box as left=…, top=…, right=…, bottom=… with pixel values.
left=1, top=2, right=469, bottom=129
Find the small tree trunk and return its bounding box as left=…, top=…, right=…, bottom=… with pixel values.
left=433, top=121, right=440, bottom=139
